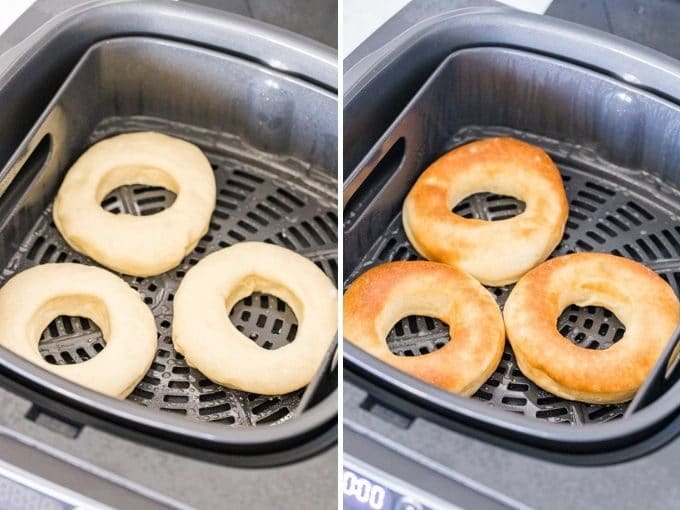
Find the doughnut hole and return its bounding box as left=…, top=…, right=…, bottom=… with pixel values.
left=39, top=316, right=107, bottom=365
left=556, top=304, right=626, bottom=350
left=98, top=164, right=179, bottom=216
left=229, top=292, right=299, bottom=350
left=386, top=315, right=450, bottom=356
left=100, top=184, right=177, bottom=216
left=453, top=192, right=526, bottom=221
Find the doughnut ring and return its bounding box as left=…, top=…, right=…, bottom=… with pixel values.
left=504, top=253, right=680, bottom=404
left=0, top=263, right=157, bottom=398
left=173, top=242, right=337, bottom=395
left=402, top=137, right=568, bottom=286
left=344, top=261, right=505, bottom=396
left=54, top=132, right=216, bottom=277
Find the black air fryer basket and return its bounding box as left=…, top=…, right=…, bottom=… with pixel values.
left=344, top=7, right=680, bottom=460
left=0, top=0, right=337, bottom=467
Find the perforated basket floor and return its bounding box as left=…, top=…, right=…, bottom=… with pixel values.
left=347, top=126, right=680, bottom=426
left=1, top=116, right=337, bottom=427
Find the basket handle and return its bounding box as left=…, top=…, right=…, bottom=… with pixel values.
left=625, top=325, right=680, bottom=416
left=296, top=335, right=337, bottom=415
left=0, top=127, right=57, bottom=227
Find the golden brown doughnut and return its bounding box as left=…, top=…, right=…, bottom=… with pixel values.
left=504, top=252, right=680, bottom=404
left=344, top=261, right=505, bottom=396
left=402, top=137, right=568, bottom=286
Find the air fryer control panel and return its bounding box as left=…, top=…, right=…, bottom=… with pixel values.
left=344, top=459, right=444, bottom=510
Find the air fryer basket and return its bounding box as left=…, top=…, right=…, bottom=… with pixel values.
left=344, top=46, right=680, bottom=453
left=0, top=35, right=337, bottom=465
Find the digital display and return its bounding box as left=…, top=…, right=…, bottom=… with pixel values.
left=344, top=469, right=392, bottom=509
left=343, top=467, right=433, bottom=510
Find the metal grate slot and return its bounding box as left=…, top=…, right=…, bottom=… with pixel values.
left=100, top=185, right=177, bottom=216
left=39, top=316, right=106, bottom=365
left=557, top=305, right=625, bottom=351
left=2, top=117, right=336, bottom=428
left=230, top=292, right=298, bottom=350
left=453, top=193, right=526, bottom=221
left=387, top=316, right=449, bottom=356
left=347, top=126, right=680, bottom=426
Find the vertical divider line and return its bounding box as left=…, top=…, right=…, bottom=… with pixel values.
left=337, top=1, right=345, bottom=506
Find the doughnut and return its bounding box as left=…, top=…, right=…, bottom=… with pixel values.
left=504, top=252, right=680, bottom=404
left=0, top=263, right=157, bottom=398
left=53, top=132, right=216, bottom=277
left=173, top=242, right=337, bottom=395
left=402, top=137, right=568, bottom=286
left=344, top=261, right=505, bottom=396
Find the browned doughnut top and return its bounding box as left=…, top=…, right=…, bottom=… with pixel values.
left=504, top=252, right=680, bottom=404
left=344, top=261, right=505, bottom=396
left=402, top=137, right=568, bottom=286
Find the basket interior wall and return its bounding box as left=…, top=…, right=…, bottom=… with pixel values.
left=344, top=47, right=680, bottom=273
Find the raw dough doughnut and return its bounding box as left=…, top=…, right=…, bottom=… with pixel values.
left=504, top=252, right=680, bottom=404
left=402, top=137, right=568, bottom=286
left=0, top=263, right=157, bottom=398
left=344, top=261, right=505, bottom=396
left=173, top=242, right=337, bottom=395
left=53, top=132, right=216, bottom=277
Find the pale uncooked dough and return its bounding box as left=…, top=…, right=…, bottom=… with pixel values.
left=173, top=242, right=338, bottom=395
left=53, top=132, right=216, bottom=277
left=0, top=263, right=157, bottom=398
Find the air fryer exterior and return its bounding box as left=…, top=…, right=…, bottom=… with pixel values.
left=343, top=8, right=680, bottom=510
left=0, top=1, right=338, bottom=508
